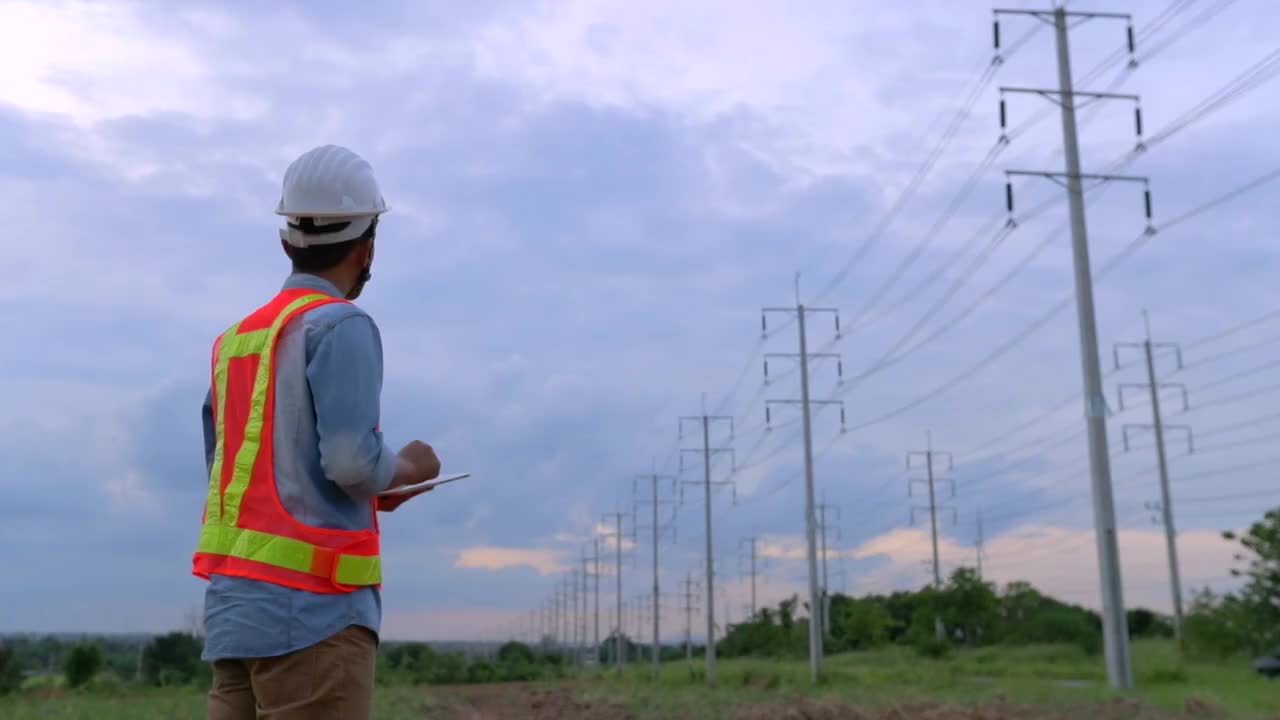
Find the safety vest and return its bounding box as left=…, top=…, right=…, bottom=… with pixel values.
left=192, top=287, right=382, bottom=593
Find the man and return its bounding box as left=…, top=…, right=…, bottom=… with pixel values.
left=194, top=144, right=440, bottom=719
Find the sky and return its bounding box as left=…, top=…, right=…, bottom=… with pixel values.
left=2, top=0, right=1279, bottom=644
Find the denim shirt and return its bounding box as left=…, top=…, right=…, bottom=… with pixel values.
left=199, top=273, right=397, bottom=661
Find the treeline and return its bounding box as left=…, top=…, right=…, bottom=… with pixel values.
left=0, top=632, right=207, bottom=695
left=719, top=506, right=1280, bottom=661
left=718, top=568, right=1171, bottom=660
left=377, top=640, right=569, bottom=686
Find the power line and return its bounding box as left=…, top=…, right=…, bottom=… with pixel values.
left=812, top=25, right=1042, bottom=304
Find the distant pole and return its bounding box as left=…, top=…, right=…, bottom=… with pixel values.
left=594, top=538, right=601, bottom=663
left=651, top=475, right=661, bottom=679
left=701, top=416, right=715, bottom=680
left=1116, top=314, right=1193, bottom=649
left=762, top=291, right=843, bottom=683
left=600, top=511, right=630, bottom=671
left=909, top=434, right=955, bottom=640
left=634, top=472, right=674, bottom=680
left=927, top=448, right=940, bottom=587
left=816, top=503, right=840, bottom=637
left=976, top=509, right=985, bottom=581
left=679, top=409, right=734, bottom=683
left=681, top=572, right=697, bottom=663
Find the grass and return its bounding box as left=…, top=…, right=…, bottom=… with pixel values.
left=585, top=641, right=1280, bottom=719
left=1, top=642, right=1275, bottom=719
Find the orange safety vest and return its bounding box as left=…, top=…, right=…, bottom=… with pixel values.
left=192, top=287, right=382, bottom=593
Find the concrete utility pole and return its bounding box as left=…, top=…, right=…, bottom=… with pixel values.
left=995, top=4, right=1152, bottom=689
left=581, top=553, right=593, bottom=665
left=576, top=568, right=586, bottom=666
left=976, top=509, right=986, bottom=581
left=816, top=501, right=841, bottom=637
left=680, top=573, right=701, bottom=664
left=908, top=434, right=955, bottom=589
left=762, top=279, right=844, bottom=683
left=739, top=537, right=762, bottom=619
left=679, top=405, right=735, bottom=684
left=601, top=511, right=631, bottom=672
left=585, top=539, right=602, bottom=665
left=634, top=472, right=676, bottom=679
left=1115, top=314, right=1194, bottom=647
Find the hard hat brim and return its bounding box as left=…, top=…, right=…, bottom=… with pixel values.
left=274, top=207, right=390, bottom=218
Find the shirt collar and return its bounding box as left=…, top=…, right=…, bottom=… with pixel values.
left=283, top=273, right=344, bottom=298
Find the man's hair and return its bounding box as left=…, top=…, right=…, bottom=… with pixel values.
left=282, top=218, right=377, bottom=272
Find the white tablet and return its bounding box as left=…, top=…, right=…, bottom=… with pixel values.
left=379, top=473, right=471, bottom=497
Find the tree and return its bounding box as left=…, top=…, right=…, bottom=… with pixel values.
left=497, top=641, right=535, bottom=665
left=64, top=643, right=102, bottom=689
left=0, top=646, right=22, bottom=695
left=141, top=632, right=203, bottom=686
left=938, top=568, right=999, bottom=645
left=1126, top=608, right=1174, bottom=639
left=839, top=598, right=897, bottom=650
left=1223, top=508, right=1280, bottom=653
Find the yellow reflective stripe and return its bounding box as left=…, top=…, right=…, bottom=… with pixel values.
left=221, top=328, right=270, bottom=358
left=221, top=293, right=332, bottom=526
left=205, top=323, right=241, bottom=524
left=197, top=523, right=314, bottom=575
left=196, top=523, right=382, bottom=586
left=335, top=554, right=382, bottom=586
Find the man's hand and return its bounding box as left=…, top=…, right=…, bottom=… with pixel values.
left=376, top=484, right=432, bottom=512
left=379, top=441, right=441, bottom=513
left=392, top=440, right=441, bottom=489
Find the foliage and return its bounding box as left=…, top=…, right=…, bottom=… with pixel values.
left=1222, top=508, right=1280, bottom=653
left=63, top=644, right=103, bottom=689
left=142, top=633, right=203, bottom=687
left=0, top=646, right=22, bottom=696
left=1127, top=608, right=1174, bottom=639
left=836, top=598, right=898, bottom=650
left=938, top=568, right=1000, bottom=646
left=914, top=636, right=952, bottom=658
left=497, top=641, right=535, bottom=665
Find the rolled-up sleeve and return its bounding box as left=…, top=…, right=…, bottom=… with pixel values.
left=307, top=315, right=398, bottom=501
left=202, top=388, right=215, bottom=477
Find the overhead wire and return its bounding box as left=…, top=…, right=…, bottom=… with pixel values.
left=813, top=23, right=1042, bottom=304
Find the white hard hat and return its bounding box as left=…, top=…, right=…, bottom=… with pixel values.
left=276, top=145, right=389, bottom=247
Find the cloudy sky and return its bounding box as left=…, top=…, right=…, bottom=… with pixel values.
left=2, top=0, right=1278, bottom=643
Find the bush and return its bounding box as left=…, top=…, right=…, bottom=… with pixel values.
left=142, top=633, right=203, bottom=687
left=497, top=641, right=535, bottom=665
left=465, top=660, right=497, bottom=684
left=1141, top=665, right=1189, bottom=685
left=914, top=637, right=951, bottom=659
left=0, top=646, right=22, bottom=696
left=64, top=644, right=103, bottom=689
left=840, top=599, right=898, bottom=650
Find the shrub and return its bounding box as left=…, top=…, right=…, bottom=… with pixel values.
left=914, top=638, right=951, bottom=659
left=64, top=644, right=103, bottom=689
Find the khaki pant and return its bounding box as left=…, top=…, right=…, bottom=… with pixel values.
left=207, top=625, right=377, bottom=720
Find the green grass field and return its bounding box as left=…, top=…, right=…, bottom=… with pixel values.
left=2, top=641, right=1276, bottom=719
left=590, top=641, right=1278, bottom=719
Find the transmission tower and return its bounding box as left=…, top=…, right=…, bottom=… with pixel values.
left=634, top=472, right=677, bottom=679
left=761, top=276, right=844, bottom=682
left=679, top=403, right=735, bottom=684
left=995, top=4, right=1156, bottom=688
left=1115, top=313, right=1194, bottom=647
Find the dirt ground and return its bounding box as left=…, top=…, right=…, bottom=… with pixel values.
left=425, top=684, right=1236, bottom=720
left=428, top=683, right=632, bottom=720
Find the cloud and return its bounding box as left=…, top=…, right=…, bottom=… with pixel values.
left=2, top=0, right=1278, bottom=641
left=454, top=546, right=568, bottom=575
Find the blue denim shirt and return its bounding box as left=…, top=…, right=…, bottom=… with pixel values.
left=199, top=273, right=397, bottom=661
